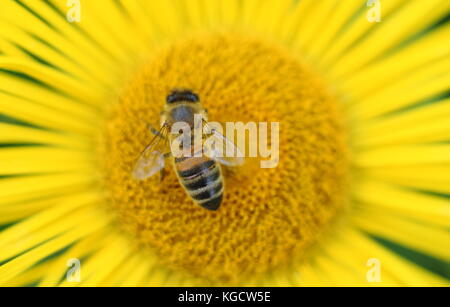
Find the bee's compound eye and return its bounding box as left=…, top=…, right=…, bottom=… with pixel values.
left=167, top=90, right=199, bottom=104
left=187, top=93, right=199, bottom=102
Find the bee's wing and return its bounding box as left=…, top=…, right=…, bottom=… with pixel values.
left=203, top=121, right=244, bottom=167
left=132, top=125, right=170, bottom=180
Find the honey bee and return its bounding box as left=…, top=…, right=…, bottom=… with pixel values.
left=133, top=90, right=244, bottom=211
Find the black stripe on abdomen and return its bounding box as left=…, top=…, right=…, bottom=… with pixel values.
left=184, top=169, right=220, bottom=190
left=200, top=195, right=223, bottom=211
left=178, top=160, right=223, bottom=210
left=177, top=160, right=215, bottom=178
left=191, top=182, right=223, bottom=201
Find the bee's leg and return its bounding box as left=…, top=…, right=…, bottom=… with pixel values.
left=148, top=124, right=166, bottom=139
left=159, top=152, right=171, bottom=182
left=203, top=109, right=209, bottom=124
left=159, top=168, right=167, bottom=182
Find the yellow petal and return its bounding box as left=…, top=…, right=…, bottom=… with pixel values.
left=2, top=0, right=119, bottom=76
left=0, top=147, right=91, bottom=175
left=295, top=262, right=326, bottom=286
left=341, top=24, right=450, bottom=98
left=0, top=91, right=97, bottom=135
left=5, top=259, right=57, bottom=287
left=218, top=0, right=240, bottom=27
left=0, top=123, right=88, bottom=149
left=63, top=236, right=130, bottom=287
left=278, top=0, right=316, bottom=44
left=313, top=253, right=366, bottom=286
left=0, top=57, right=104, bottom=104
left=351, top=207, right=450, bottom=261
left=341, top=228, right=449, bottom=286
left=353, top=99, right=450, bottom=147
left=355, top=144, right=450, bottom=167
left=0, top=19, right=107, bottom=87
left=38, top=230, right=112, bottom=287
left=308, top=0, right=368, bottom=59
left=291, top=0, right=341, bottom=54
left=0, top=192, right=102, bottom=262
left=254, top=0, right=292, bottom=37
left=365, top=165, right=450, bottom=194
left=0, top=211, right=109, bottom=285
left=180, top=0, right=206, bottom=30
left=119, top=0, right=162, bottom=43
left=350, top=58, right=450, bottom=120
left=0, top=195, right=70, bottom=225
left=329, top=0, right=450, bottom=78
left=0, top=73, right=99, bottom=124
left=48, top=0, right=132, bottom=65
left=353, top=179, right=450, bottom=227
left=0, top=173, right=96, bottom=204
left=319, top=230, right=401, bottom=286
left=319, top=0, right=405, bottom=67
left=100, top=253, right=146, bottom=287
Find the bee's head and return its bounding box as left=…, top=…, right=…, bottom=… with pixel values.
left=162, top=90, right=205, bottom=127
left=166, top=89, right=199, bottom=104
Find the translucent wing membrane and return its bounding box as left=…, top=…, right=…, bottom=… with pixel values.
left=132, top=124, right=170, bottom=180
left=203, top=122, right=245, bottom=167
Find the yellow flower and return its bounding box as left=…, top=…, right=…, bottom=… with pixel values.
left=0, top=0, right=449, bottom=286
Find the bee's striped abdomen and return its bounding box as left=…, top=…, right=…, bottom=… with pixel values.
left=174, top=156, right=223, bottom=211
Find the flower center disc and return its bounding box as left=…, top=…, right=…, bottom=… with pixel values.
left=102, top=34, right=348, bottom=283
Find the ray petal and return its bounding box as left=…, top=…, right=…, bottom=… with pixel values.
left=0, top=173, right=96, bottom=204
left=318, top=229, right=401, bottom=286
left=351, top=207, right=450, bottom=261
left=0, top=210, right=109, bottom=285
left=87, top=0, right=148, bottom=54
left=38, top=230, right=112, bottom=287
left=119, top=0, right=162, bottom=43
left=328, top=0, right=450, bottom=78
left=218, top=0, right=240, bottom=27
left=254, top=0, right=292, bottom=37
left=355, top=144, right=450, bottom=167
left=62, top=236, right=130, bottom=287
left=0, top=123, right=88, bottom=149
left=307, top=0, right=366, bottom=59
left=0, top=57, right=104, bottom=104
left=291, top=0, right=341, bottom=54
left=318, top=0, right=405, bottom=67
left=364, top=165, right=450, bottom=195
left=0, top=147, right=92, bottom=175
left=350, top=58, right=450, bottom=120
left=100, top=253, right=146, bottom=287
left=278, top=0, right=316, bottom=44
left=0, top=73, right=99, bottom=119
left=340, top=228, right=449, bottom=286
left=48, top=0, right=133, bottom=65
left=353, top=98, right=450, bottom=147
left=0, top=194, right=81, bottom=225
left=353, top=179, right=450, bottom=227
left=341, top=24, right=450, bottom=99
left=5, top=258, right=57, bottom=287
left=0, top=19, right=107, bottom=87
left=0, top=0, right=117, bottom=75
left=0, top=92, right=98, bottom=135
left=180, top=0, right=207, bottom=30
left=0, top=192, right=102, bottom=262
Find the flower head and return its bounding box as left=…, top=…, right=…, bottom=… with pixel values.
left=0, top=0, right=449, bottom=286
